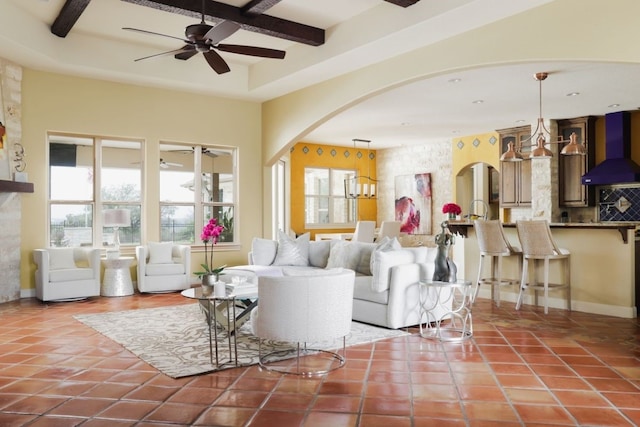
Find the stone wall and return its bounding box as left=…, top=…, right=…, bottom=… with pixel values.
left=0, top=58, right=23, bottom=302
left=377, top=139, right=452, bottom=246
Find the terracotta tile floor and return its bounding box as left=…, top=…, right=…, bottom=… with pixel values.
left=0, top=293, right=639, bottom=426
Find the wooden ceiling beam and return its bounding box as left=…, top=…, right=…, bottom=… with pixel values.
left=384, top=0, right=420, bottom=7
left=51, top=0, right=92, bottom=37
left=121, top=0, right=324, bottom=46
left=241, top=0, right=283, bottom=17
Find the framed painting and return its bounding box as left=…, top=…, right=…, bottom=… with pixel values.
left=394, top=172, right=432, bottom=234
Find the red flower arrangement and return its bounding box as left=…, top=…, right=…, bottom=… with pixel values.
left=442, top=203, right=462, bottom=216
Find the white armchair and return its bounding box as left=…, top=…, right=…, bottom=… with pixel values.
left=252, top=269, right=355, bottom=375
left=135, top=243, right=191, bottom=293
left=34, top=248, right=101, bottom=302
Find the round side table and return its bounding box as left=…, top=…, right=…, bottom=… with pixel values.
left=419, top=279, right=473, bottom=342
left=101, top=256, right=135, bottom=296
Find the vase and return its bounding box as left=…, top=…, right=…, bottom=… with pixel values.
left=201, top=274, right=218, bottom=297
left=448, top=213, right=456, bottom=220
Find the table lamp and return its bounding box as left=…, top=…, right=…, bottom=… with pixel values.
left=103, top=209, right=131, bottom=255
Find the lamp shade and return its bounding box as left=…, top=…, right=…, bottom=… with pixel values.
left=103, top=209, right=131, bottom=227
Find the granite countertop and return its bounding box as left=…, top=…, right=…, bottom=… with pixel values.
left=447, top=221, right=638, bottom=243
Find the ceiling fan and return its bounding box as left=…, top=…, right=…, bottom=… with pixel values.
left=122, top=0, right=286, bottom=74
left=169, top=146, right=228, bottom=158
left=160, top=158, right=182, bottom=169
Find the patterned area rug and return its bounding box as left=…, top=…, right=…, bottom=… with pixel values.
left=74, top=303, right=409, bottom=378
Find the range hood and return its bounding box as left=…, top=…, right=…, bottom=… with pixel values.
left=582, top=111, right=640, bottom=185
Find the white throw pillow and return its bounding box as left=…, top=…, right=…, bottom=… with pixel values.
left=272, top=232, right=310, bottom=266
left=369, top=237, right=402, bottom=273
left=326, top=240, right=359, bottom=271
left=49, top=248, right=76, bottom=270
left=251, top=238, right=278, bottom=266
left=308, top=240, right=331, bottom=268
left=370, top=245, right=413, bottom=293
left=148, top=242, right=174, bottom=264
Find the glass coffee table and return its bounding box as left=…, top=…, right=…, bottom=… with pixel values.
left=181, top=284, right=258, bottom=367
left=418, top=279, right=473, bottom=342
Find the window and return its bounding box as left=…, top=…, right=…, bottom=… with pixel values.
left=159, top=143, right=237, bottom=245
left=304, top=167, right=356, bottom=227
left=48, top=134, right=142, bottom=248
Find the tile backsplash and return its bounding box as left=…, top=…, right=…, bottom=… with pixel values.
left=598, top=186, right=640, bottom=222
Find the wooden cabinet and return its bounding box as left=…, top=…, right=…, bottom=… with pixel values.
left=557, top=116, right=595, bottom=207
left=498, top=126, right=531, bottom=207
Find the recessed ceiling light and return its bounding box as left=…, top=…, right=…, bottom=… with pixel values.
left=566, top=92, right=580, bottom=97
left=515, top=119, right=526, bottom=123
left=608, top=103, right=621, bottom=108
left=452, top=130, right=460, bottom=134
left=400, top=122, right=411, bottom=126
left=448, top=78, right=462, bottom=83
left=472, top=99, right=484, bottom=104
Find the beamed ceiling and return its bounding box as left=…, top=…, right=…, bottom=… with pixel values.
left=2, top=0, right=640, bottom=149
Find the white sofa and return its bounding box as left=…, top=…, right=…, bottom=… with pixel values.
left=226, top=232, right=448, bottom=329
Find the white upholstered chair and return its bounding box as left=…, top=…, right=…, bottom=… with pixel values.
left=473, top=219, right=522, bottom=306
left=135, top=243, right=191, bottom=293
left=251, top=269, right=355, bottom=376
left=377, top=221, right=401, bottom=241
left=33, top=248, right=101, bottom=301
left=515, top=220, right=571, bottom=314
left=351, top=221, right=376, bottom=243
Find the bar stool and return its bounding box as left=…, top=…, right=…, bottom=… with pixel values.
left=515, top=220, right=571, bottom=314
left=473, top=219, right=522, bottom=306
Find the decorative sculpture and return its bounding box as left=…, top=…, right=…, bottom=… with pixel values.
left=433, top=221, right=457, bottom=282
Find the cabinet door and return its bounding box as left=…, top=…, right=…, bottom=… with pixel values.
left=519, top=159, right=532, bottom=205
left=500, top=134, right=518, bottom=207
left=500, top=161, right=518, bottom=207
left=558, top=117, right=595, bottom=207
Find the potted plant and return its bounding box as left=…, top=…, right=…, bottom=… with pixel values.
left=194, top=218, right=226, bottom=296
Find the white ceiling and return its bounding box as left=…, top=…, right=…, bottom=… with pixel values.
left=2, top=0, right=640, bottom=149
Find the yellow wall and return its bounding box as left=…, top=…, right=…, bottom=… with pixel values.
left=451, top=132, right=501, bottom=199
left=20, top=70, right=264, bottom=290
left=290, top=142, right=376, bottom=238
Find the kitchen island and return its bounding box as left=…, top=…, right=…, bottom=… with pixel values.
left=449, top=222, right=637, bottom=318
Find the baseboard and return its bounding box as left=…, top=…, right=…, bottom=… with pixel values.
left=475, top=288, right=636, bottom=319
left=20, top=288, right=35, bottom=299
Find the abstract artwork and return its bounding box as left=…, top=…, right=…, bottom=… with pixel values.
left=394, top=173, right=432, bottom=234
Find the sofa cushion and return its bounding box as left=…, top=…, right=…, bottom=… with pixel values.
left=49, top=267, right=93, bottom=282
left=272, top=231, right=310, bottom=266
left=308, top=240, right=331, bottom=268
left=148, top=242, right=174, bottom=264
left=326, top=240, right=376, bottom=275
left=369, top=237, right=401, bottom=273
left=370, top=249, right=416, bottom=293
left=251, top=238, right=278, bottom=266
left=49, top=248, right=77, bottom=270
left=145, top=263, right=185, bottom=276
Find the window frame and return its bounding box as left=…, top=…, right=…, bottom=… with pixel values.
left=304, top=166, right=357, bottom=229
left=47, top=133, right=143, bottom=249
left=158, top=143, right=238, bottom=247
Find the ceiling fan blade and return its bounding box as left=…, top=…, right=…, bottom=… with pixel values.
left=174, top=45, right=198, bottom=61
left=123, top=27, right=189, bottom=44
left=204, top=20, right=240, bottom=45
left=134, top=47, right=192, bottom=62
left=203, top=50, right=231, bottom=74
left=216, top=44, right=286, bottom=59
